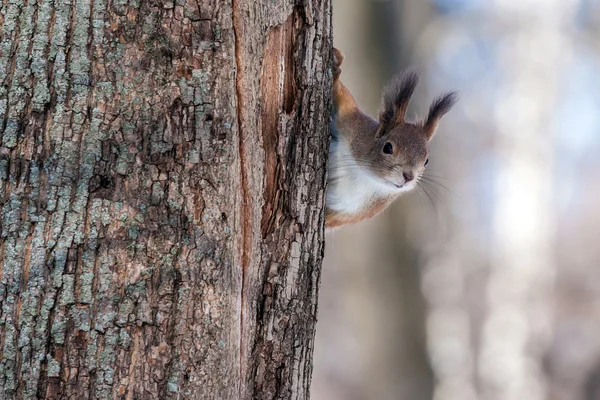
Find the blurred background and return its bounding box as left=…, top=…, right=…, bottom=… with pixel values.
left=311, top=0, right=600, bottom=399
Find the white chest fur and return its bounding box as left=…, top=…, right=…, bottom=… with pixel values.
left=326, top=138, right=397, bottom=214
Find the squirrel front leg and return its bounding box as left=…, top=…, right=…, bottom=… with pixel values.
left=332, top=48, right=360, bottom=125
left=326, top=49, right=370, bottom=230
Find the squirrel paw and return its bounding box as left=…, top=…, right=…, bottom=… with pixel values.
left=333, top=48, right=344, bottom=81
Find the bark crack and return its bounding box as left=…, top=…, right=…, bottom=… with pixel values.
left=231, top=1, right=251, bottom=396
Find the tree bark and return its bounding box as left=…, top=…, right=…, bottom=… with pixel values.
left=0, top=0, right=331, bottom=398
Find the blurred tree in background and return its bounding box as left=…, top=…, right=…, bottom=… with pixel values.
left=313, top=1, right=600, bottom=400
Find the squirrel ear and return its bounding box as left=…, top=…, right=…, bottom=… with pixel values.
left=376, top=70, right=419, bottom=137
left=423, top=92, right=458, bottom=140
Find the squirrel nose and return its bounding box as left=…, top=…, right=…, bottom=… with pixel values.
left=403, top=172, right=414, bottom=183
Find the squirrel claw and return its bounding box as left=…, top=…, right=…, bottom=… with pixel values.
left=333, top=48, right=344, bottom=81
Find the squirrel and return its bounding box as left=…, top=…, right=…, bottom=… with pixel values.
left=325, top=48, right=457, bottom=230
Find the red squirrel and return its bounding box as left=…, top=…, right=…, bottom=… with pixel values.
left=326, top=49, right=457, bottom=230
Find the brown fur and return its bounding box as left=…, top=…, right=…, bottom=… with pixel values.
left=325, top=48, right=457, bottom=230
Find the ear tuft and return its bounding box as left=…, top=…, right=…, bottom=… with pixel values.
left=424, top=91, right=458, bottom=139
left=378, top=70, right=420, bottom=135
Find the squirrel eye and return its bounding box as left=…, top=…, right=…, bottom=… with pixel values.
left=424, top=158, right=429, bottom=167
left=383, top=142, right=393, bottom=154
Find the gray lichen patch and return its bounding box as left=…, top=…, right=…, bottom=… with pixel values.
left=46, top=355, right=61, bottom=378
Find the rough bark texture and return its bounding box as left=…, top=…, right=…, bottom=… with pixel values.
left=0, top=0, right=331, bottom=398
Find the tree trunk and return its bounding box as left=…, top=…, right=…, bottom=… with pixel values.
left=0, top=0, right=331, bottom=398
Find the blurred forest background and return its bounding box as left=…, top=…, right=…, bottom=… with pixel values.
left=312, top=0, right=600, bottom=399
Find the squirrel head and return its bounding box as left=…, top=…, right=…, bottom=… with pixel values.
left=353, top=71, right=457, bottom=193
